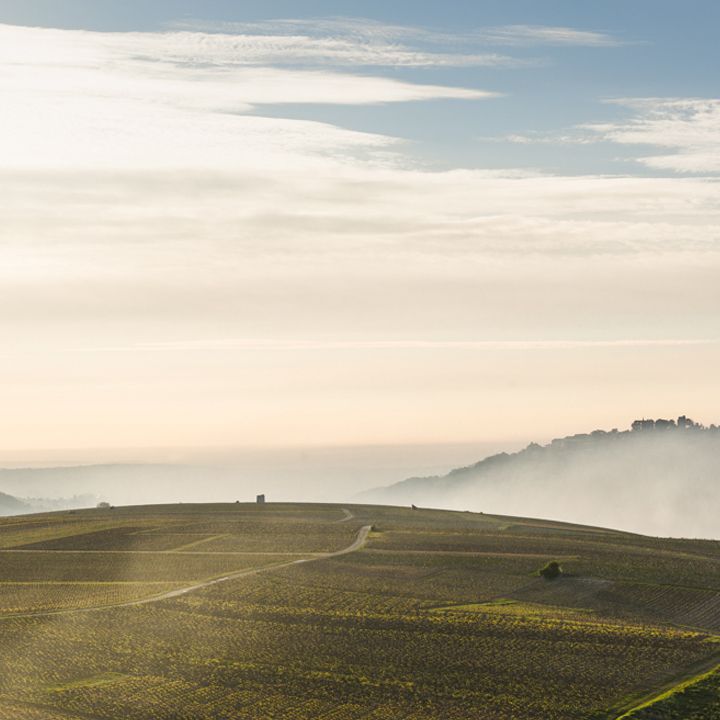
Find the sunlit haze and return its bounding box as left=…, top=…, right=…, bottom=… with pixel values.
left=1, top=1, right=719, bottom=458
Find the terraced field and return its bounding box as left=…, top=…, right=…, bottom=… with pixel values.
left=1, top=502, right=719, bottom=718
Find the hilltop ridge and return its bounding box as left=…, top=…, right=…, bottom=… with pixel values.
left=363, top=416, right=720, bottom=538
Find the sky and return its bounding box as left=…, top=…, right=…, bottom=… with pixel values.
left=0, top=1, right=719, bottom=457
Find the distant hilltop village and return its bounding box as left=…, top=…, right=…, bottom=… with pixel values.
left=630, top=415, right=708, bottom=432
left=541, top=415, right=718, bottom=451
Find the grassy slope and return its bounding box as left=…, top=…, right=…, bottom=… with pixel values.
left=0, top=503, right=719, bottom=719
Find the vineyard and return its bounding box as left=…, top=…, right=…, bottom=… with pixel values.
left=619, top=663, right=720, bottom=719
left=1, top=503, right=719, bottom=718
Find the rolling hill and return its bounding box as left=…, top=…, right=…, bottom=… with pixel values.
left=363, top=419, right=720, bottom=538
left=0, top=490, right=29, bottom=516
left=0, top=501, right=719, bottom=718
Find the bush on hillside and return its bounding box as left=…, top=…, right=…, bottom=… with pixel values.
left=539, top=561, right=562, bottom=580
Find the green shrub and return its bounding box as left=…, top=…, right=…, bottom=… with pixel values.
left=539, top=561, right=562, bottom=580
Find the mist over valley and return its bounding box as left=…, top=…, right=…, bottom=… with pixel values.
left=2, top=419, right=718, bottom=539
left=365, top=417, right=720, bottom=538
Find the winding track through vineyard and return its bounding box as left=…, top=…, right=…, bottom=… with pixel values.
left=0, top=515, right=372, bottom=621
left=132, top=521, right=372, bottom=606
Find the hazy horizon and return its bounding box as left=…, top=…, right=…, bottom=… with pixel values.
left=0, top=439, right=529, bottom=508
left=3, top=417, right=718, bottom=540
left=0, top=438, right=533, bottom=468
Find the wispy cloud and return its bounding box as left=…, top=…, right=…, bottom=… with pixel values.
left=0, top=23, right=496, bottom=172
left=487, top=97, right=720, bottom=175
left=172, top=17, right=622, bottom=68
left=133, top=339, right=720, bottom=352
left=169, top=17, right=523, bottom=68
left=476, top=24, right=624, bottom=47
left=495, top=131, right=602, bottom=145
left=2, top=22, right=719, bottom=366
left=3, top=337, right=710, bottom=360
left=584, top=98, right=720, bottom=173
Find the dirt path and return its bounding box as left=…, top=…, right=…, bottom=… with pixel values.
left=0, top=525, right=372, bottom=621
left=151, top=524, right=370, bottom=604
left=0, top=549, right=325, bottom=556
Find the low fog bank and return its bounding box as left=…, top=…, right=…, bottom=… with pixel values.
left=0, top=490, right=30, bottom=516
left=0, top=441, right=519, bottom=514
left=363, top=422, right=720, bottom=539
